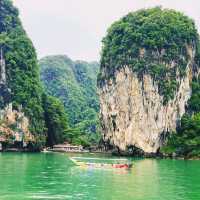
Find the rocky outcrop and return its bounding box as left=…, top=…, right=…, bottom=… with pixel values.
left=0, top=49, right=34, bottom=146
left=0, top=104, right=34, bottom=145
left=98, top=47, right=197, bottom=153
left=0, top=48, right=6, bottom=84
left=98, top=8, right=200, bottom=154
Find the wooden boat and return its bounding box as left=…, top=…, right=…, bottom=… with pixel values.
left=70, top=157, right=133, bottom=169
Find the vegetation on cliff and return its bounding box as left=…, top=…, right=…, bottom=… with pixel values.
left=0, top=0, right=45, bottom=141
left=43, top=95, right=69, bottom=146
left=39, top=55, right=100, bottom=146
left=98, top=7, right=199, bottom=104
left=161, top=78, right=200, bottom=158
left=2, top=1, right=200, bottom=153
left=161, top=44, right=200, bottom=158
left=98, top=7, right=200, bottom=157
left=0, top=0, right=69, bottom=149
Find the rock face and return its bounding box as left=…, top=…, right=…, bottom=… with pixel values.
left=99, top=62, right=194, bottom=153
left=98, top=7, right=200, bottom=154
left=0, top=104, right=34, bottom=145
left=0, top=49, right=34, bottom=146
left=0, top=49, right=6, bottom=84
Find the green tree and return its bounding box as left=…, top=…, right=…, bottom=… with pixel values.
left=162, top=78, right=200, bottom=158
left=0, top=0, right=46, bottom=144
left=98, top=7, right=199, bottom=104
left=43, top=95, right=69, bottom=147
left=39, top=55, right=100, bottom=146
left=0, top=0, right=71, bottom=148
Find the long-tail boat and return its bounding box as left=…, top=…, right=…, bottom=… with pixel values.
left=70, top=157, right=133, bottom=169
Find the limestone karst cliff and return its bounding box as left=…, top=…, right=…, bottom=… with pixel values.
left=0, top=51, right=34, bottom=146
left=98, top=8, right=200, bottom=154
left=0, top=0, right=69, bottom=150
left=0, top=0, right=46, bottom=149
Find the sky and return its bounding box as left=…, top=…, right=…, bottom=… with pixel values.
left=13, top=0, right=200, bottom=62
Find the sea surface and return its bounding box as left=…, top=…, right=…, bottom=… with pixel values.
left=0, top=152, right=200, bottom=200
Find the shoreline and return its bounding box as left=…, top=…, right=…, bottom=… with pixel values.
left=0, top=147, right=112, bottom=154
left=0, top=148, right=200, bottom=160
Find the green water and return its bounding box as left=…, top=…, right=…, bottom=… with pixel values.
left=0, top=153, right=200, bottom=200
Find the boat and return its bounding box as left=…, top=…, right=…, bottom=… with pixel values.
left=41, top=148, right=52, bottom=153
left=69, top=157, right=133, bottom=169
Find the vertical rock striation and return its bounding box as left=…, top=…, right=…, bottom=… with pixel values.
left=99, top=63, right=194, bottom=153
left=0, top=50, right=34, bottom=145
left=98, top=8, right=200, bottom=154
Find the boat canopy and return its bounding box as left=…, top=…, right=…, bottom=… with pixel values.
left=70, top=157, right=133, bottom=169
left=70, top=157, right=130, bottom=164
left=71, top=157, right=128, bottom=161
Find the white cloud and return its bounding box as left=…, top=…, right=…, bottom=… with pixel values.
left=13, top=0, right=200, bottom=61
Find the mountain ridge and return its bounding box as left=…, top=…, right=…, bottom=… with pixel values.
left=39, top=55, right=100, bottom=146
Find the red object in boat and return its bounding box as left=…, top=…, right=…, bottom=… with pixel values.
left=113, top=164, right=130, bottom=169
left=70, top=157, right=133, bottom=169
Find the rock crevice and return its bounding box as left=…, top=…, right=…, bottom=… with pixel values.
left=99, top=60, right=194, bottom=153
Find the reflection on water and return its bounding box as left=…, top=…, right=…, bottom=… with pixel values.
left=0, top=153, right=200, bottom=200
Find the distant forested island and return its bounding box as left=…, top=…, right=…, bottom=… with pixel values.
left=39, top=55, right=100, bottom=147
